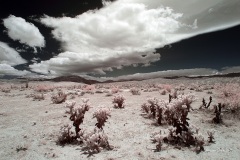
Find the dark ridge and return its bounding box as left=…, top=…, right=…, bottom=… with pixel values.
left=5, top=72, right=240, bottom=83
left=50, top=75, right=99, bottom=84
left=163, top=72, right=240, bottom=79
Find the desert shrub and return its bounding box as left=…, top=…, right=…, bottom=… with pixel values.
left=163, top=84, right=172, bottom=93
left=93, top=106, right=111, bottom=129
left=111, top=87, right=119, bottom=94
left=95, top=89, right=104, bottom=94
left=1, top=88, right=10, bottom=93
left=218, top=83, right=240, bottom=112
left=51, top=91, right=67, bottom=104
left=112, top=94, right=125, bottom=108
left=35, top=85, right=54, bottom=92
left=175, top=84, right=185, bottom=91
left=105, top=91, right=113, bottom=97
left=33, top=93, right=45, bottom=101
left=160, top=90, right=166, bottom=95
left=83, top=85, right=95, bottom=91
left=170, top=89, right=178, bottom=99
left=130, top=87, right=141, bottom=95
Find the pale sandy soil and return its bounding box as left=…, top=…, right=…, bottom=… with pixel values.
left=0, top=78, right=240, bottom=160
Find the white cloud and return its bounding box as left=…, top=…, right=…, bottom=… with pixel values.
left=0, top=64, right=31, bottom=76
left=0, top=42, right=27, bottom=66
left=30, top=50, right=160, bottom=75
left=3, top=15, right=45, bottom=48
left=221, top=66, right=240, bottom=74
left=31, top=0, right=240, bottom=75
left=31, top=3, right=185, bottom=75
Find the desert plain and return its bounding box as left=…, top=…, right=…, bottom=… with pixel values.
left=0, top=77, right=240, bottom=160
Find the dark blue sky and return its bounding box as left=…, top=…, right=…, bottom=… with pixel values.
left=105, top=25, right=240, bottom=77
left=0, top=0, right=239, bottom=77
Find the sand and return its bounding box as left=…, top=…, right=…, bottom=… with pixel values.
left=0, top=77, right=240, bottom=160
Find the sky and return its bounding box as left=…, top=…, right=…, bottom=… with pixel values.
left=0, top=0, right=240, bottom=79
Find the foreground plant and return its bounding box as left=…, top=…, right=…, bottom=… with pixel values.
left=70, top=101, right=90, bottom=138
left=141, top=94, right=196, bottom=125
left=200, top=96, right=212, bottom=109
left=82, top=128, right=111, bottom=153
left=93, top=106, right=111, bottom=129
left=212, top=103, right=224, bottom=124
left=151, top=124, right=207, bottom=153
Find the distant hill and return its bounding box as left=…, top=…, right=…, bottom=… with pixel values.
left=6, top=72, right=240, bottom=84
left=50, top=75, right=100, bottom=84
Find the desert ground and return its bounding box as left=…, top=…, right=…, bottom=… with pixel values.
left=0, top=77, right=240, bottom=160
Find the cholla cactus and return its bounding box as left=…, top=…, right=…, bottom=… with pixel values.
left=57, top=124, right=75, bottom=145
left=150, top=131, right=165, bottom=151
left=194, top=134, right=205, bottom=153
left=112, top=94, right=125, bottom=108
left=207, top=130, right=215, bottom=143
left=70, top=101, right=90, bottom=137
left=93, top=106, right=111, bottom=129
left=177, top=93, right=196, bottom=111
left=82, top=128, right=110, bottom=153
left=141, top=98, right=167, bottom=125
left=65, top=100, right=76, bottom=114
left=141, top=103, right=149, bottom=113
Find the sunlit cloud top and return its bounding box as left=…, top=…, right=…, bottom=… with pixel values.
left=3, top=15, right=45, bottom=48
left=29, top=0, right=240, bottom=76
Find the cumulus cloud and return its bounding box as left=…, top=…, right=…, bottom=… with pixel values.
left=3, top=15, right=45, bottom=48
left=0, top=42, right=27, bottom=66
left=0, top=64, right=31, bottom=76
left=30, top=0, right=240, bottom=76
left=30, top=2, right=186, bottom=75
